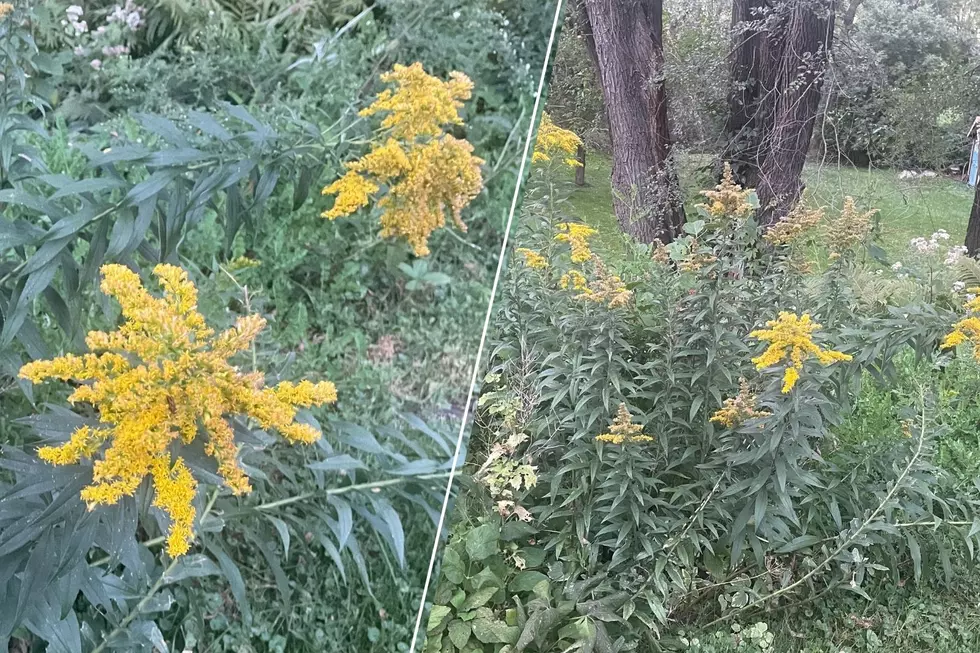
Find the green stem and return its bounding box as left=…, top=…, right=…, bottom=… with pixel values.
left=91, top=489, right=221, bottom=653
left=89, top=472, right=453, bottom=566
left=702, top=394, right=929, bottom=629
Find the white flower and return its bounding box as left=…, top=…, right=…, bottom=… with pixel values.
left=90, top=59, right=102, bottom=70
left=73, top=46, right=86, bottom=56
left=968, top=294, right=977, bottom=303
left=891, top=261, right=903, bottom=271
left=126, top=11, right=141, bottom=29
left=945, top=245, right=968, bottom=265
left=66, top=5, right=83, bottom=19
left=72, top=19, right=88, bottom=34
left=932, top=229, right=950, bottom=241
left=953, top=281, right=966, bottom=293
left=452, top=10, right=461, bottom=18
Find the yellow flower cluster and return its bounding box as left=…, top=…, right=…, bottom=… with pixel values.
left=516, top=247, right=548, bottom=270
left=559, top=269, right=588, bottom=292
left=941, top=288, right=980, bottom=362
left=765, top=203, right=824, bottom=246
left=531, top=112, right=583, bottom=168
left=595, top=403, right=653, bottom=445
left=575, top=256, right=633, bottom=308
left=321, top=63, right=484, bottom=257
left=826, top=197, right=877, bottom=260
left=697, top=163, right=755, bottom=221
left=20, top=264, right=338, bottom=557
left=0, top=3, right=13, bottom=19
left=555, top=222, right=597, bottom=263
left=709, top=379, right=771, bottom=428
left=749, top=312, right=852, bottom=393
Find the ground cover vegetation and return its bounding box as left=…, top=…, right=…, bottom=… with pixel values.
left=420, top=1, right=980, bottom=651
left=0, top=1, right=559, bottom=651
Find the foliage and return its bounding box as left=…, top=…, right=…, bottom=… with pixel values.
left=424, top=161, right=980, bottom=651
left=0, top=0, right=561, bottom=650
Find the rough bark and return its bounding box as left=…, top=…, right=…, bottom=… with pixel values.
left=575, top=144, right=586, bottom=186
left=967, top=180, right=980, bottom=257
left=722, top=0, right=836, bottom=225
left=580, top=0, right=685, bottom=243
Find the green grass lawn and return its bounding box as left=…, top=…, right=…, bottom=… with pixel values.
left=556, top=152, right=975, bottom=261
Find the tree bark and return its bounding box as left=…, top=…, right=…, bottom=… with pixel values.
left=575, top=144, right=586, bottom=186
left=967, top=180, right=980, bottom=257
left=580, top=0, right=686, bottom=244
left=722, top=0, right=836, bottom=225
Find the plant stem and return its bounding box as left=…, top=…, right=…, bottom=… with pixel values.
left=702, top=395, right=930, bottom=629
left=89, top=472, right=453, bottom=566
left=91, top=489, right=221, bottom=653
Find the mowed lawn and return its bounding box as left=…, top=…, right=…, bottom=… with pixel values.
left=556, top=151, right=975, bottom=261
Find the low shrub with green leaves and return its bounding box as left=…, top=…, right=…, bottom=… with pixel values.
left=423, top=163, right=980, bottom=652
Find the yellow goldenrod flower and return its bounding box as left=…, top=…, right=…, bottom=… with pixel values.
left=559, top=269, right=588, bottom=292
left=709, top=379, right=771, bottom=428
left=322, top=63, right=484, bottom=257
left=516, top=248, right=548, bottom=269
left=941, top=287, right=980, bottom=361
left=595, top=403, right=652, bottom=445
left=575, top=256, right=632, bottom=308
left=20, top=264, right=338, bottom=557
left=826, top=197, right=877, bottom=260
left=697, top=163, right=755, bottom=221
left=555, top=222, right=597, bottom=263
left=532, top=112, right=583, bottom=168
left=749, top=312, right=851, bottom=393
left=0, top=3, right=13, bottom=19
left=765, top=202, right=824, bottom=246
left=359, top=63, right=474, bottom=141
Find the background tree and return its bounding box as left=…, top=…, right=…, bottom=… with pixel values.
left=723, top=0, right=837, bottom=225
left=576, top=0, right=686, bottom=243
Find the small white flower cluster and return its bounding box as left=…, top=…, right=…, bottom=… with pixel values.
left=64, top=5, right=87, bottom=35
left=107, top=0, right=144, bottom=31
left=909, top=229, right=951, bottom=254
left=953, top=281, right=966, bottom=293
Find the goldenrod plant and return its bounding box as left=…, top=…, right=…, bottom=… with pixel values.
left=19, top=264, right=337, bottom=557
left=321, top=62, right=485, bottom=256
left=425, top=156, right=980, bottom=651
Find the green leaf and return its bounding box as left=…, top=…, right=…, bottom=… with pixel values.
left=472, top=616, right=520, bottom=644
left=427, top=605, right=452, bottom=634
left=461, top=586, right=498, bottom=611
left=448, top=620, right=471, bottom=649
left=307, top=454, right=367, bottom=471
left=440, top=547, right=466, bottom=585
left=206, top=540, right=252, bottom=624
left=50, top=177, right=126, bottom=199
left=266, top=515, right=291, bottom=559
left=465, top=524, right=499, bottom=562
left=509, top=571, right=549, bottom=594
left=162, top=554, right=222, bottom=584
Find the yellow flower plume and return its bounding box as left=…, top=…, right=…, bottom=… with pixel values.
left=697, top=163, right=755, bottom=221
left=709, top=379, right=771, bottom=428
left=749, top=312, right=851, bottom=393
left=0, top=3, right=13, bottom=19
left=532, top=112, right=583, bottom=168
left=20, top=264, right=338, bottom=557
left=321, top=62, right=484, bottom=257
left=941, top=288, right=980, bottom=362
left=516, top=248, right=548, bottom=270
left=554, top=222, right=597, bottom=263
left=595, top=403, right=653, bottom=445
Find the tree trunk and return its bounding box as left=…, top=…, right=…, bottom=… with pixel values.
left=967, top=180, right=980, bottom=257
left=722, top=0, right=836, bottom=225
left=575, top=145, right=586, bottom=186
left=580, top=0, right=685, bottom=244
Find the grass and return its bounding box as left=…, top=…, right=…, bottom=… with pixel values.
left=558, top=151, right=975, bottom=261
